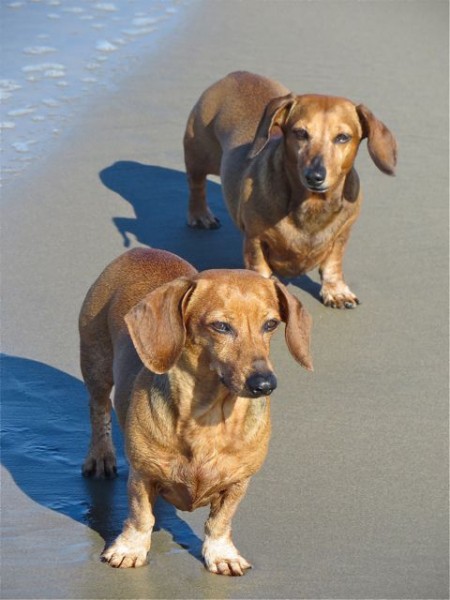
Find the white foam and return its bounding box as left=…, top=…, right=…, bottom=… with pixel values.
left=42, top=98, right=61, bottom=107
left=85, top=61, right=101, bottom=71
left=94, top=3, right=118, bottom=12
left=0, top=79, right=22, bottom=90
left=63, top=6, right=84, bottom=13
left=44, top=69, right=66, bottom=78
left=95, top=40, right=118, bottom=52
left=132, top=16, right=161, bottom=26
left=123, top=27, right=156, bottom=37
left=0, top=80, right=22, bottom=101
left=12, top=140, right=37, bottom=153
left=0, top=122, right=16, bottom=129
left=8, top=107, right=36, bottom=117
left=23, top=46, right=57, bottom=55
left=22, top=63, right=66, bottom=73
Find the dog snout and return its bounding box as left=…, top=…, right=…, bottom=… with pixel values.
left=245, top=371, right=278, bottom=397
left=303, top=156, right=326, bottom=189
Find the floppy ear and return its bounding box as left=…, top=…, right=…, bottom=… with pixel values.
left=274, top=280, right=313, bottom=371
left=248, top=93, right=296, bottom=159
left=356, top=104, right=397, bottom=175
left=343, top=167, right=360, bottom=203
left=124, top=277, right=194, bottom=374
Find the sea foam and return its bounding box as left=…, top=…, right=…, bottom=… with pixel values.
left=1, top=0, right=184, bottom=185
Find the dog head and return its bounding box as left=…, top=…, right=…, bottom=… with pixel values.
left=249, top=93, right=397, bottom=199
left=125, top=270, right=312, bottom=399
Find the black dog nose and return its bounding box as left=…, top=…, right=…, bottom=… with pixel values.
left=304, top=157, right=326, bottom=188
left=246, top=372, right=278, bottom=397
left=304, top=166, right=326, bottom=187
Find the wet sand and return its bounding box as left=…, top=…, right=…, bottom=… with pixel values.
left=1, top=1, right=448, bottom=598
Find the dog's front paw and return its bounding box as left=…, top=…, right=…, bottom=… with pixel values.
left=203, top=536, right=252, bottom=576
left=320, top=282, right=360, bottom=309
left=206, top=554, right=252, bottom=576
left=101, top=536, right=149, bottom=569
left=187, top=209, right=221, bottom=230
left=82, top=447, right=117, bottom=479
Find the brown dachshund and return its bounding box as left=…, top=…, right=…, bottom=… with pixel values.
left=79, top=247, right=312, bottom=575
left=184, top=71, right=397, bottom=308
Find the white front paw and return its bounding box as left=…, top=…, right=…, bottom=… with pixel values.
left=203, top=536, right=252, bottom=576
left=101, top=532, right=150, bottom=568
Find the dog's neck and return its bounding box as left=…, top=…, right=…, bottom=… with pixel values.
left=164, top=355, right=251, bottom=428
left=169, top=354, right=268, bottom=439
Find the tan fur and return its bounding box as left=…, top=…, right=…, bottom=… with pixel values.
left=184, top=71, right=397, bottom=308
left=79, top=247, right=312, bottom=575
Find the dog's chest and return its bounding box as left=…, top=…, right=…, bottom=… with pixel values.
left=263, top=219, right=333, bottom=275
left=263, top=201, right=352, bottom=275
left=157, top=420, right=267, bottom=511
left=159, top=449, right=253, bottom=512
left=129, top=392, right=269, bottom=512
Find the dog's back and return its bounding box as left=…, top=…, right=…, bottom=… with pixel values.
left=184, top=71, right=289, bottom=172
left=184, top=72, right=289, bottom=229
left=79, top=248, right=197, bottom=439
left=80, top=248, right=196, bottom=342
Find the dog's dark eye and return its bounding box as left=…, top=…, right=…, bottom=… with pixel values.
left=211, top=321, right=233, bottom=334
left=334, top=133, right=351, bottom=144
left=263, top=319, right=280, bottom=332
left=293, top=128, right=309, bottom=141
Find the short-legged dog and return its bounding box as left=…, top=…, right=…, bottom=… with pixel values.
left=80, top=247, right=313, bottom=575
left=184, top=71, right=397, bottom=308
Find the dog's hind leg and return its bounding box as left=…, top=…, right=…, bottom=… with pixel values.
left=183, top=113, right=222, bottom=229
left=186, top=170, right=221, bottom=230
left=80, top=327, right=117, bottom=479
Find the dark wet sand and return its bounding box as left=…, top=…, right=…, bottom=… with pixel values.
left=1, top=1, right=448, bottom=598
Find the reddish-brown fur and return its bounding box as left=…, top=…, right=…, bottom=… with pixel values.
left=184, top=71, right=397, bottom=308
left=79, top=247, right=312, bottom=575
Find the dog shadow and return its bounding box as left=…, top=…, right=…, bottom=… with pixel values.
left=100, top=161, right=242, bottom=271
left=0, top=354, right=203, bottom=560
left=99, top=161, right=322, bottom=300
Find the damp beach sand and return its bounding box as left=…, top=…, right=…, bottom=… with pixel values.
left=1, top=1, right=448, bottom=599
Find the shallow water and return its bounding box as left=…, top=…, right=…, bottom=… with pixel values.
left=0, top=0, right=184, bottom=185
